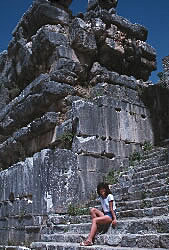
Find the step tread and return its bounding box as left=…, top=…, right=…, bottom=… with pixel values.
left=31, top=241, right=167, bottom=250
left=117, top=195, right=169, bottom=206
left=118, top=205, right=169, bottom=213
left=42, top=232, right=169, bottom=237
left=55, top=215, right=169, bottom=225
left=120, top=163, right=169, bottom=179
left=116, top=184, right=169, bottom=201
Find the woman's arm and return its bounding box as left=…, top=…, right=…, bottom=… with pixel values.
left=109, top=201, right=117, bottom=226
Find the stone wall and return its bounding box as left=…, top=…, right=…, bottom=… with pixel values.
left=0, top=0, right=168, bottom=245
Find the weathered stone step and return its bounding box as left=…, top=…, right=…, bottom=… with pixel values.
left=129, top=150, right=168, bottom=169
left=118, top=206, right=168, bottom=218
left=119, top=163, right=169, bottom=183
left=128, top=178, right=168, bottom=192
left=132, top=164, right=169, bottom=179
left=42, top=216, right=169, bottom=235
left=114, top=179, right=169, bottom=200
left=141, top=147, right=167, bottom=159
left=0, top=247, right=30, bottom=250
left=30, top=241, right=168, bottom=250
left=47, top=214, right=92, bottom=226
left=40, top=232, right=169, bottom=248
left=117, top=195, right=169, bottom=212
left=118, top=159, right=168, bottom=183
left=116, top=185, right=169, bottom=202
left=132, top=171, right=169, bottom=185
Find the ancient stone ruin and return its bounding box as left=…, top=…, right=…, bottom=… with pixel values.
left=0, top=0, right=168, bottom=249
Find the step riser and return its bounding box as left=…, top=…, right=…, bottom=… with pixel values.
left=40, top=233, right=169, bottom=249
left=132, top=165, right=169, bottom=179
left=117, top=196, right=169, bottom=211
left=33, top=232, right=169, bottom=249
left=121, top=160, right=168, bottom=177
left=117, top=186, right=169, bottom=202
left=48, top=215, right=92, bottom=226
left=132, top=172, right=169, bottom=185
left=113, top=166, right=169, bottom=196
left=43, top=217, right=169, bottom=235
left=128, top=179, right=168, bottom=193
left=118, top=206, right=169, bottom=218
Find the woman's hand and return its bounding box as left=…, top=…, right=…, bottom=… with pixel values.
left=112, top=219, right=117, bottom=226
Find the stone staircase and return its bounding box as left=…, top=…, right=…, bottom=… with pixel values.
left=28, top=146, right=169, bottom=250
left=0, top=146, right=168, bottom=250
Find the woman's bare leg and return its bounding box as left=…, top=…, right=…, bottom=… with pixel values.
left=90, top=207, right=104, bottom=219
left=87, top=216, right=112, bottom=243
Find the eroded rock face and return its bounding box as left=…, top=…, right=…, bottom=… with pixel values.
left=88, top=0, right=118, bottom=10
left=49, top=0, right=73, bottom=8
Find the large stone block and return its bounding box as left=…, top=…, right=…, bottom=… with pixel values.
left=72, top=99, right=119, bottom=139
left=49, top=0, right=72, bottom=8
left=77, top=155, right=119, bottom=201
left=0, top=158, right=34, bottom=203
left=72, top=98, right=153, bottom=145
left=13, top=2, right=70, bottom=40
left=0, top=112, right=60, bottom=169
left=0, top=80, right=75, bottom=136
left=73, top=136, right=129, bottom=158
left=0, top=147, right=78, bottom=219
left=70, top=18, right=97, bottom=66
left=111, top=15, right=148, bottom=41
left=88, top=0, right=118, bottom=10
left=32, top=25, right=70, bottom=65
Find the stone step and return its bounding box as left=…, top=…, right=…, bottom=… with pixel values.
left=118, top=205, right=169, bottom=218
left=30, top=241, right=168, bottom=250
left=40, top=232, right=169, bottom=248
left=132, top=171, right=169, bottom=185
left=116, top=185, right=169, bottom=202
left=47, top=214, right=92, bottom=226
left=132, top=164, right=169, bottom=179
left=119, top=163, right=169, bottom=184
left=141, top=147, right=167, bottom=160
left=128, top=149, right=168, bottom=169
left=42, top=216, right=169, bottom=235
left=113, top=164, right=169, bottom=194
left=0, top=247, right=30, bottom=250
left=46, top=196, right=169, bottom=226
left=128, top=178, right=168, bottom=193
left=116, top=161, right=169, bottom=187
left=117, top=195, right=169, bottom=212
left=114, top=181, right=169, bottom=200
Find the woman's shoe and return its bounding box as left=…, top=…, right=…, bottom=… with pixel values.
left=80, top=240, right=93, bottom=246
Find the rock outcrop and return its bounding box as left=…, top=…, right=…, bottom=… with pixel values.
left=0, top=0, right=168, bottom=247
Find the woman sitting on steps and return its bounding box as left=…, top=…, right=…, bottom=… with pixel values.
left=80, top=182, right=117, bottom=246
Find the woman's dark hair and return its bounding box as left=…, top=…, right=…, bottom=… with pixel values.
left=97, top=182, right=112, bottom=196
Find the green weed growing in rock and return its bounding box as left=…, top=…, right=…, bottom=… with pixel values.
left=141, top=191, right=147, bottom=200
left=103, top=170, right=120, bottom=184
left=63, top=227, right=69, bottom=233
left=67, top=204, right=89, bottom=216
left=59, top=131, right=74, bottom=149
left=129, top=151, right=142, bottom=166
left=142, top=141, right=153, bottom=152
